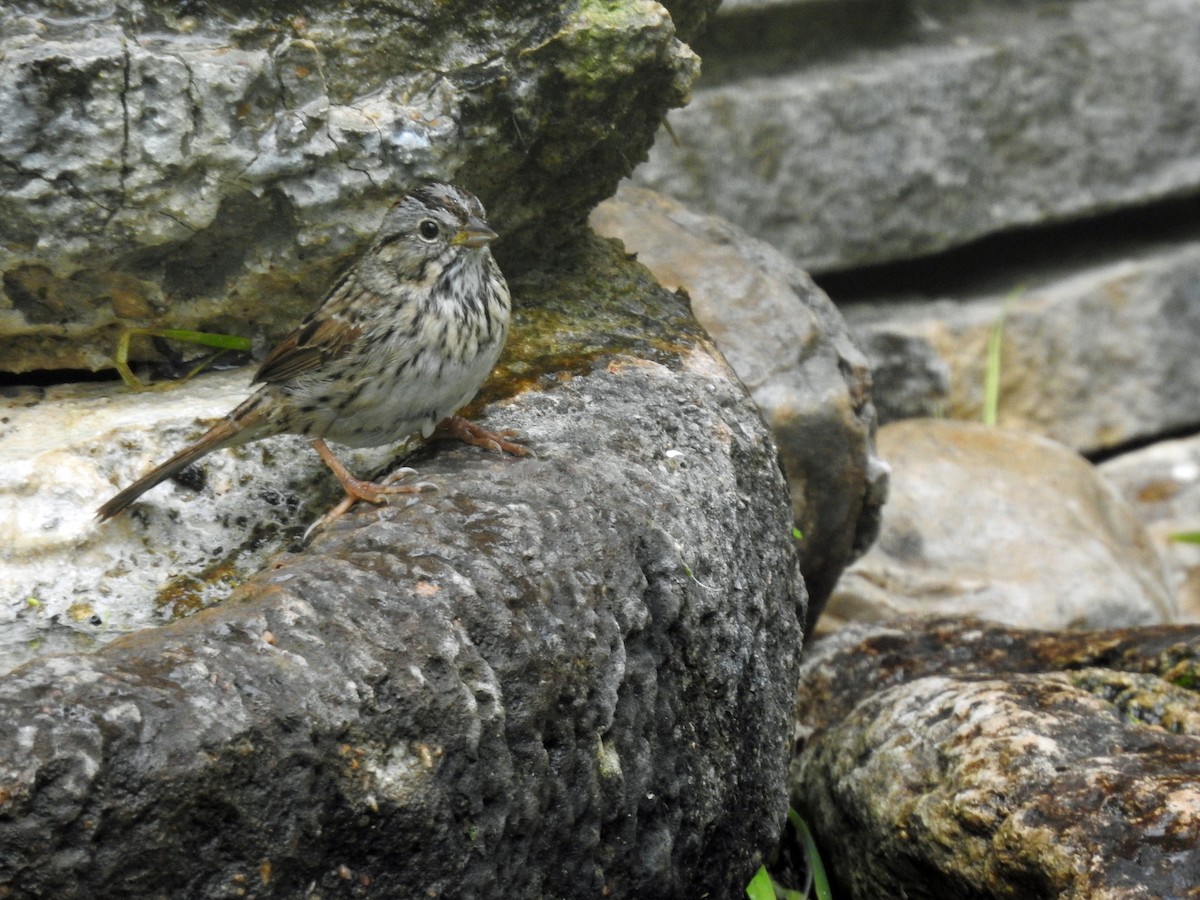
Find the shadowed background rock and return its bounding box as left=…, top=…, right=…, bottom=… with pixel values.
left=824, top=420, right=1176, bottom=633
left=638, top=0, right=1200, bottom=274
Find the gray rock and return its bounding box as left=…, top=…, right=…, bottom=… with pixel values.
left=1101, top=433, right=1200, bottom=624
left=825, top=420, right=1176, bottom=633
left=0, top=0, right=699, bottom=372
left=793, top=618, right=1200, bottom=900
left=591, top=183, right=887, bottom=634
left=845, top=241, right=1200, bottom=454
left=852, top=329, right=949, bottom=423
left=637, top=0, right=1200, bottom=272
left=0, top=234, right=805, bottom=898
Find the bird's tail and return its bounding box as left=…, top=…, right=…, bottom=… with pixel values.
left=96, top=394, right=268, bottom=521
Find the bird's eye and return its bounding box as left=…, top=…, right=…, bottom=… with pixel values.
left=418, top=220, right=440, bottom=241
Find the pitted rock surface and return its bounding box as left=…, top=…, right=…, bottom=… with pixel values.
left=793, top=618, right=1200, bottom=899
left=0, top=235, right=805, bottom=898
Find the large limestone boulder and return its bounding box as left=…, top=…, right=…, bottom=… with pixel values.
left=0, top=235, right=806, bottom=897
left=825, top=419, right=1176, bottom=633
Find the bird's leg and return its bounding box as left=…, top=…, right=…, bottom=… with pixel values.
left=304, top=438, right=435, bottom=540
left=311, top=438, right=429, bottom=505
left=434, top=415, right=530, bottom=456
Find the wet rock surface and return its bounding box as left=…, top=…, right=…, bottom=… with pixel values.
left=793, top=618, right=1200, bottom=900
left=0, top=235, right=805, bottom=898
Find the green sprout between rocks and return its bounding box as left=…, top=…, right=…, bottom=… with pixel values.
left=792, top=527, right=804, bottom=541
left=983, top=286, right=1023, bottom=427
left=745, top=808, right=832, bottom=900
left=115, top=327, right=252, bottom=389
left=1170, top=531, right=1200, bottom=545
left=745, top=865, right=779, bottom=900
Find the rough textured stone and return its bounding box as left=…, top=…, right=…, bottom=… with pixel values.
left=825, top=419, right=1175, bottom=633
left=1102, top=434, right=1200, bottom=624
left=844, top=240, right=1200, bottom=454
left=793, top=618, right=1200, bottom=900
left=592, top=183, right=887, bottom=632
left=637, top=0, right=1200, bottom=272
left=0, top=0, right=699, bottom=372
left=0, top=234, right=804, bottom=897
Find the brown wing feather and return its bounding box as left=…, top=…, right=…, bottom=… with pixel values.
left=252, top=314, right=364, bottom=385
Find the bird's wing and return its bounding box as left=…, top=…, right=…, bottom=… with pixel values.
left=252, top=310, right=364, bottom=385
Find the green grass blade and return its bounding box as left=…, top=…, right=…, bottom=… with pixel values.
left=114, top=327, right=253, bottom=389
left=1170, top=531, right=1200, bottom=545
left=983, top=316, right=1002, bottom=426
left=746, top=865, right=775, bottom=900
left=788, top=808, right=832, bottom=900
left=983, top=286, right=1023, bottom=427
left=153, top=329, right=252, bottom=351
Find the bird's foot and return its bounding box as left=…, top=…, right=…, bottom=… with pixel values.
left=304, top=440, right=437, bottom=541
left=313, top=438, right=434, bottom=504
left=435, top=415, right=531, bottom=457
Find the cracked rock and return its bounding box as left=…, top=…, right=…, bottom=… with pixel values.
left=0, top=0, right=700, bottom=372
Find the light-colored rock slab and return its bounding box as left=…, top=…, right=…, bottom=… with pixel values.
left=0, top=369, right=394, bottom=673
left=638, top=0, right=1200, bottom=272
left=845, top=241, right=1200, bottom=454
left=1101, top=433, right=1200, bottom=623
left=824, top=420, right=1176, bottom=632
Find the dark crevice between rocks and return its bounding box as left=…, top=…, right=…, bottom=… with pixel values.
left=0, top=368, right=123, bottom=393
left=1086, top=420, right=1200, bottom=466
left=815, top=190, right=1200, bottom=306
left=692, top=1, right=920, bottom=83
left=0, top=347, right=253, bottom=391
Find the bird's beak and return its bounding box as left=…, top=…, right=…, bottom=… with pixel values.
left=453, top=215, right=498, bottom=249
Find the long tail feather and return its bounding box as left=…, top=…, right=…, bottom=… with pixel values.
left=96, top=395, right=268, bottom=521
